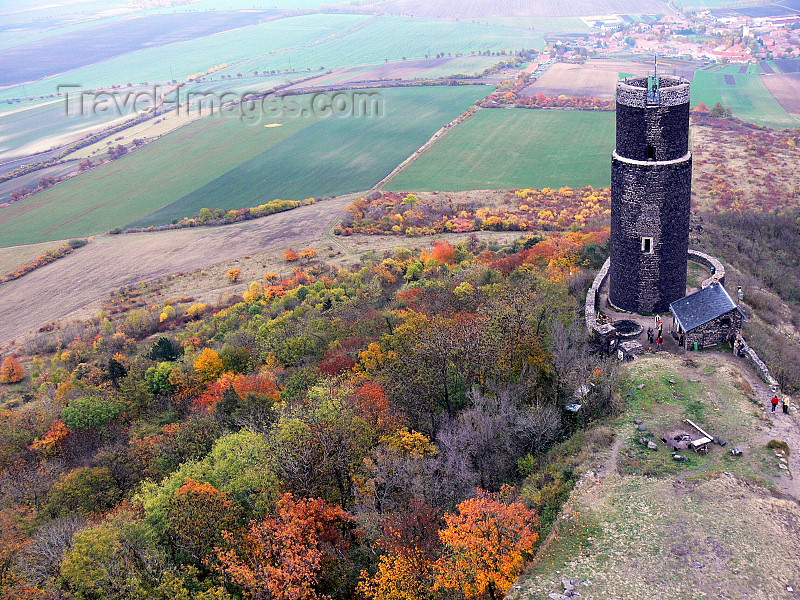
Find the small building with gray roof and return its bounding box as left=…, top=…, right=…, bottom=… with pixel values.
left=669, top=282, right=746, bottom=350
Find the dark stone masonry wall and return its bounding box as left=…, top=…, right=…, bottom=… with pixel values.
left=609, top=156, right=692, bottom=314
left=616, top=103, right=689, bottom=162
left=684, top=308, right=743, bottom=349
left=609, top=75, right=692, bottom=315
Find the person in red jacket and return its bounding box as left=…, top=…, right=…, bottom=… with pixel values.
left=771, top=395, right=779, bottom=412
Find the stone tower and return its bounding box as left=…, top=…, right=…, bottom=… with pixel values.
left=609, top=74, right=692, bottom=314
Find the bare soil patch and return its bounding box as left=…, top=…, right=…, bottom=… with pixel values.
left=761, top=72, right=800, bottom=113
left=519, top=60, right=654, bottom=99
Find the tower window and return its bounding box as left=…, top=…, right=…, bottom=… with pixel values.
left=641, top=237, right=653, bottom=254
left=647, top=145, right=655, bottom=160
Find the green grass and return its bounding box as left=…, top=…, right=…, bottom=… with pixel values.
left=385, top=109, right=615, bottom=192
left=691, top=70, right=798, bottom=128
left=133, top=86, right=492, bottom=226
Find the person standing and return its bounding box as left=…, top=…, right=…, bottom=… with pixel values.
left=771, top=395, right=779, bottom=412
left=783, top=396, right=791, bottom=414
left=647, top=327, right=654, bottom=343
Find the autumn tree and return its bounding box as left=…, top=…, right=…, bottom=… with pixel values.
left=0, top=356, right=25, bottom=383
left=434, top=486, right=538, bottom=600
left=216, top=492, right=350, bottom=600
left=164, top=479, right=241, bottom=566
left=300, top=247, right=317, bottom=263
left=357, top=500, right=442, bottom=600
left=284, top=249, right=299, bottom=262
left=194, top=348, right=224, bottom=383
left=430, top=241, right=456, bottom=264
left=226, top=268, right=242, bottom=283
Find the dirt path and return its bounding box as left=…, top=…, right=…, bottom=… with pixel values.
left=734, top=356, right=800, bottom=498
left=0, top=195, right=354, bottom=345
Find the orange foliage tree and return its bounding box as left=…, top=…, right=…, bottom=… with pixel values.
left=430, top=241, right=456, bottom=264
left=195, top=372, right=280, bottom=410
left=434, top=486, right=539, bottom=600
left=216, top=492, right=350, bottom=600
left=0, top=357, right=24, bottom=383
left=284, top=249, right=299, bottom=262
left=358, top=499, right=442, bottom=600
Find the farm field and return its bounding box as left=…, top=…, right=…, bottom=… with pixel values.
left=480, top=16, right=592, bottom=31
left=216, top=15, right=544, bottom=77
left=385, top=108, right=615, bottom=192
left=520, top=60, right=654, bottom=99
left=351, top=0, right=670, bottom=18
left=691, top=70, right=799, bottom=128
left=0, top=194, right=354, bottom=345
left=133, top=85, right=493, bottom=226
left=0, top=160, right=79, bottom=203
left=0, top=13, right=368, bottom=101
left=0, top=112, right=314, bottom=247
left=0, top=86, right=491, bottom=244
left=0, top=10, right=282, bottom=88
left=0, top=91, right=143, bottom=161
left=760, top=72, right=800, bottom=114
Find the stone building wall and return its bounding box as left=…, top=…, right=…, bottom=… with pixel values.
left=684, top=308, right=744, bottom=349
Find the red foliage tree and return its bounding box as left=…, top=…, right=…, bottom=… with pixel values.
left=216, top=492, right=350, bottom=600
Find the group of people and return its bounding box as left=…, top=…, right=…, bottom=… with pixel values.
left=647, top=316, right=664, bottom=350
left=771, top=394, right=791, bottom=414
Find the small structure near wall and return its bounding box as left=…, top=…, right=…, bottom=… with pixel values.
left=669, top=283, right=745, bottom=350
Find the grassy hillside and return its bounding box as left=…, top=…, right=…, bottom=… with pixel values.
left=386, top=108, right=615, bottom=192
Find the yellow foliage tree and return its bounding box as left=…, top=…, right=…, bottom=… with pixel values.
left=243, top=281, right=263, bottom=303
left=193, top=348, right=223, bottom=383
left=299, top=247, right=316, bottom=262
left=186, top=303, right=206, bottom=320
left=226, top=268, right=242, bottom=283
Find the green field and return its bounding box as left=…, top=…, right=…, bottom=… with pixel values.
left=216, top=15, right=544, bottom=77
left=0, top=14, right=367, bottom=101
left=0, top=112, right=312, bottom=247
left=691, top=70, right=798, bottom=128
left=385, top=109, right=615, bottom=192
left=133, top=86, right=493, bottom=226
left=0, top=86, right=491, bottom=245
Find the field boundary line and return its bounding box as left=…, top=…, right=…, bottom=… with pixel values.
left=374, top=104, right=483, bottom=190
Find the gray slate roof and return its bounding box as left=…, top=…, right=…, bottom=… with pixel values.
left=669, top=283, right=746, bottom=331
